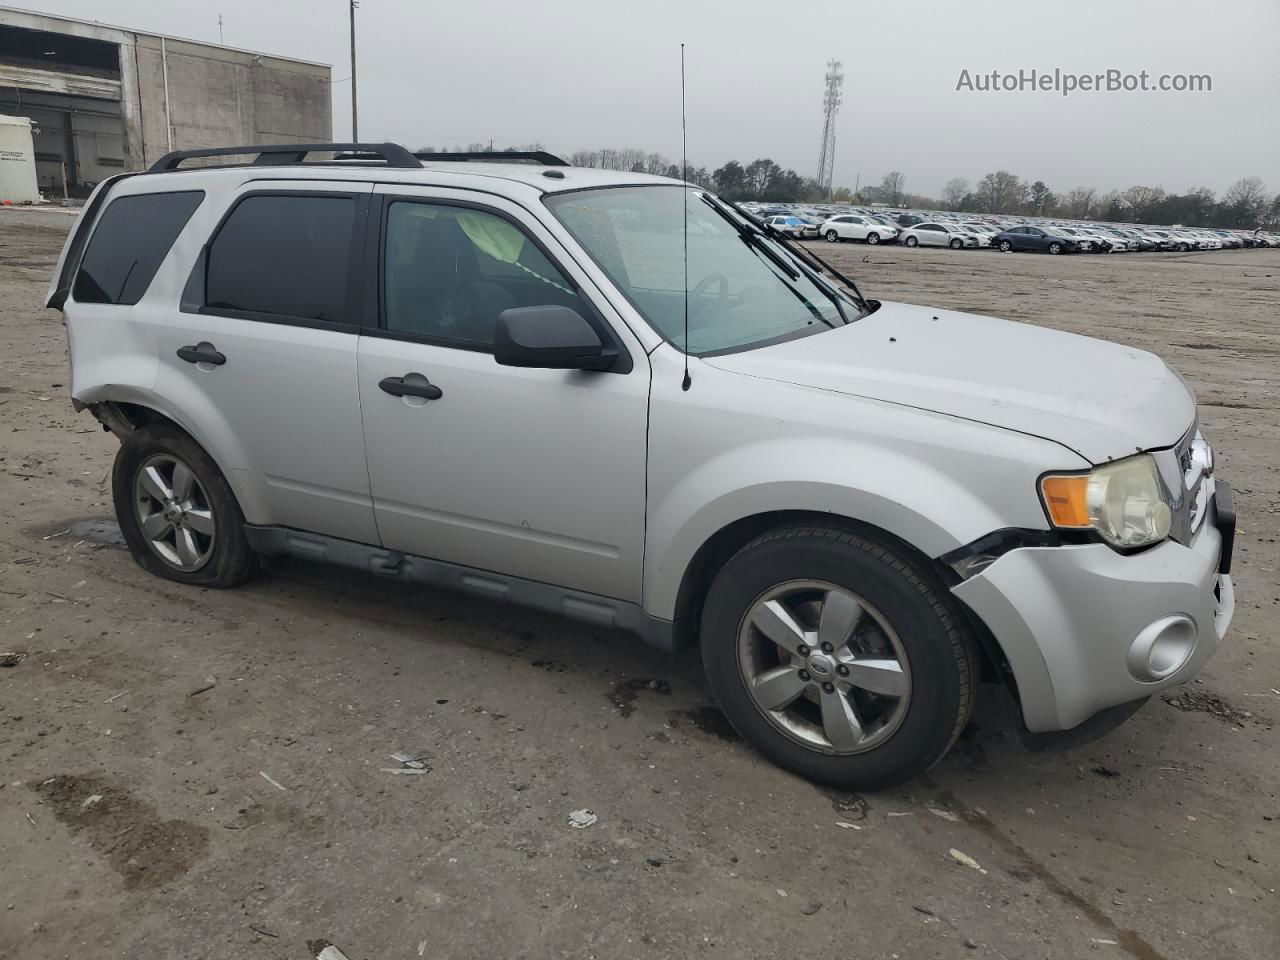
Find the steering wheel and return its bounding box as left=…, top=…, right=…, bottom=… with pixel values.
left=687, top=273, right=730, bottom=323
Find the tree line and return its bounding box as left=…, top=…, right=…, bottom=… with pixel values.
left=416, top=144, right=1279, bottom=230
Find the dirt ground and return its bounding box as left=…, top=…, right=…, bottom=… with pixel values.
left=1, top=205, right=1277, bottom=960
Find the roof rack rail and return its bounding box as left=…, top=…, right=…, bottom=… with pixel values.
left=414, top=150, right=568, bottom=167
left=148, top=142, right=422, bottom=173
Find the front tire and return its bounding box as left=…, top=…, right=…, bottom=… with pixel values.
left=999, top=240, right=1013, bottom=252
left=866, top=232, right=881, bottom=245
left=825, top=229, right=840, bottom=243
left=700, top=526, right=977, bottom=790
left=113, top=424, right=258, bottom=588
left=904, top=235, right=918, bottom=247
left=1048, top=242, right=1063, bottom=254
left=949, top=238, right=963, bottom=249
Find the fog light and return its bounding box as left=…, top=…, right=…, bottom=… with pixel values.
left=1126, top=615, right=1196, bottom=682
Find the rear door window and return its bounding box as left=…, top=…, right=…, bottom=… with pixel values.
left=73, top=191, right=204, bottom=305
left=204, top=194, right=358, bottom=324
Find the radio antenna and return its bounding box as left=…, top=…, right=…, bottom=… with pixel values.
left=680, top=42, right=691, bottom=391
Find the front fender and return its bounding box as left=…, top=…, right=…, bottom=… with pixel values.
left=643, top=435, right=1051, bottom=620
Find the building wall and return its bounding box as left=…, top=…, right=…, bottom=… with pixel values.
left=132, top=36, right=331, bottom=167
left=0, top=7, right=331, bottom=187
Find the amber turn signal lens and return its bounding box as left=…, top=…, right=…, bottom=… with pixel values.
left=1040, top=475, right=1091, bottom=528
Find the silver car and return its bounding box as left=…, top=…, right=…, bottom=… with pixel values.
left=47, top=143, right=1235, bottom=790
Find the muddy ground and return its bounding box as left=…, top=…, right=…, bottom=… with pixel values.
left=1, top=205, right=1277, bottom=960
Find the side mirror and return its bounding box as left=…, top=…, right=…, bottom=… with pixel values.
left=494, top=305, right=616, bottom=371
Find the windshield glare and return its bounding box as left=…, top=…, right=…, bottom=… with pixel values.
left=545, top=186, right=850, bottom=355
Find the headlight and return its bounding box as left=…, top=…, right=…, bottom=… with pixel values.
left=1040, top=455, right=1172, bottom=548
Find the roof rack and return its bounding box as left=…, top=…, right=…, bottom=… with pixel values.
left=148, top=142, right=422, bottom=173
left=414, top=150, right=568, bottom=167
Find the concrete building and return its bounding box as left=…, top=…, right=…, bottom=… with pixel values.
left=0, top=6, right=331, bottom=198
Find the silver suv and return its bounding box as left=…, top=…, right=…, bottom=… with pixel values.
left=47, top=143, right=1235, bottom=789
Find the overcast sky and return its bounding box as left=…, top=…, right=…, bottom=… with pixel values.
left=29, top=0, right=1280, bottom=197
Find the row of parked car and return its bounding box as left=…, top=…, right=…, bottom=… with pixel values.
left=742, top=203, right=1279, bottom=255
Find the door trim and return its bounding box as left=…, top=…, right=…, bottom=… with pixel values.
left=244, top=523, right=678, bottom=651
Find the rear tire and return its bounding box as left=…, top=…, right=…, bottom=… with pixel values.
left=113, top=424, right=258, bottom=588
left=700, top=525, right=978, bottom=790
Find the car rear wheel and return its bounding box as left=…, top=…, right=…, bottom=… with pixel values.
left=866, top=232, right=881, bottom=245
left=113, top=424, right=258, bottom=588
left=700, top=525, right=978, bottom=790
left=904, top=235, right=918, bottom=247
left=825, top=230, right=839, bottom=242
left=1048, top=242, right=1063, bottom=254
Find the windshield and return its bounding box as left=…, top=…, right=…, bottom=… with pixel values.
left=545, top=186, right=852, bottom=355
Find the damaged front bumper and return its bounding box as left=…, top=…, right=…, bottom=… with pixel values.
left=952, top=488, right=1235, bottom=734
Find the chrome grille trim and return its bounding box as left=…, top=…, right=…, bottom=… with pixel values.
left=1154, top=419, right=1212, bottom=546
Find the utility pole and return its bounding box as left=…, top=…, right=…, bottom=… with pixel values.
left=349, top=0, right=359, bottom=140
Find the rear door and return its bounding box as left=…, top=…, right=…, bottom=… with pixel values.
left=152, top=182, right=379, bottom=544
left=355, top=186, right=651, bottom=601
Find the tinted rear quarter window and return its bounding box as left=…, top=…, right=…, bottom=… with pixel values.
left=205, top=194, right=356, bottom=322
left=73, top=191, right=204, bottom=305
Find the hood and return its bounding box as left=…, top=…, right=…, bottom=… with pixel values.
left=704, top=301, right=1195, bottom=464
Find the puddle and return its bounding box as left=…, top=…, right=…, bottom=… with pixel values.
left=606, top=677, right=671, bottom=717
left=33, top=773, right=209, bottom=890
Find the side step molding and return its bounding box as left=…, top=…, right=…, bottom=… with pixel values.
left=243, top=524, right=678, bottom=652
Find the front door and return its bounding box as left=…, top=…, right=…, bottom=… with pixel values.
left=356, top=187, right=650, bottom=601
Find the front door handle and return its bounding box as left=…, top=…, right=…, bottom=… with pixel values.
left=177, top=342, right=226, bottom=366
left=379, top=374, right=443, bottom=401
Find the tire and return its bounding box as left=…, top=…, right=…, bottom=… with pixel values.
left=113, top=423, right=258, bottom=588
left=866, top=232, right=881, bottom=245
left=904, top=235, right=918, bottom=247
left=949, top=238, right=963, bottom=249
left=699, top=525, right=978, bottom=790
left=1179, top=243, right=1190, bottom=252
left=1048, top=242, right=1062, bottom=255
left=998, top=240, right=1012, bottom=252
left=825, top=230, right=840, bottom=243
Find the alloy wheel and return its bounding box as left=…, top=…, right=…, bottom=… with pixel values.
left=737, top=580, right=912, bottom=755
left=133, top=454, right=216, bottom=571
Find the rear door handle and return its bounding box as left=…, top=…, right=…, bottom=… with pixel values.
left=379, top=374, right=443, bottom=401
left=176, top=342, right=226, bottom=366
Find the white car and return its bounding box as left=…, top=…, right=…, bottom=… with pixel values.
left=821, top=214, right=899, bottom=245
left=47, top=141, right=1234, bottom=791
left=900, top=222, right=978, bottom=249
left=953, top=223, right=992, bottom=248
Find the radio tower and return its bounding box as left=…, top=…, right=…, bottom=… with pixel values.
left=815, top=60, right=844, bottom=198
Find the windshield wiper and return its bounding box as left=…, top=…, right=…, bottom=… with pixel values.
left=721, top=198, right=872, bottom=315
left=698, top=193, right=802, bottom=281
left=696, top=194, right=834, bottom=329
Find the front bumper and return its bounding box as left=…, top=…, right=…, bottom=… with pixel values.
left=952, top=489, right=1234, bottom=733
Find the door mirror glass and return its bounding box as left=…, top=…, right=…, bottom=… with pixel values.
left=494, top=306, right=616, bottom=371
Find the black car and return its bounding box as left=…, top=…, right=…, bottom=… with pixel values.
left=993, top=226, right=1078, bottom=254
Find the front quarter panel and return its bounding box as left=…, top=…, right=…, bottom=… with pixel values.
left=643, top=346, right=1087, bottom=619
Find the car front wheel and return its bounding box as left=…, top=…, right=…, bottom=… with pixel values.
left=1048, top=242, right=1063, bottom=254
left=867, top=232, right=881, bottom=245
left=999, top=240, right=1013, bottom=252
left=904, top=235, right=918, bottom=247
left=113, top=424, right=258, bottom=588
left=700, top=525, right=977, bottom=790
left=825, top=230, right=839, bottom=242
